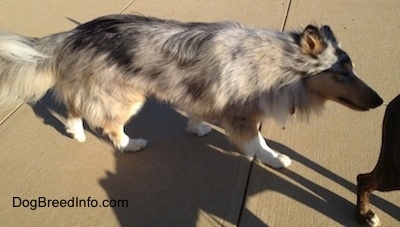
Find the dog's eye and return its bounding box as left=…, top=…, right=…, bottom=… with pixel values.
left=335, top=73, right=353, bottom=84
left=335, top=74, right=347, bottom=83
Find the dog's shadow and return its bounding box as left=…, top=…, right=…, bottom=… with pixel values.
left=32, top=91, right=400, bottom=226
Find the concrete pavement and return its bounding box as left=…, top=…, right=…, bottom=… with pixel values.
left=1, top=0, right=399, bottom=226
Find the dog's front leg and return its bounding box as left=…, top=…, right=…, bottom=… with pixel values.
left=222, top=116, right=291, bottom=168
left=244, top=131, right=292, bottom=168
left=356, top=173, right=381, bottom=227
left=103, top=124, right=148, bottom=153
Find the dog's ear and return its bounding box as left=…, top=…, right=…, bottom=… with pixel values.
left=320, top=25, right=338, bottom=45
left=300, top=25, right=326, bottom=57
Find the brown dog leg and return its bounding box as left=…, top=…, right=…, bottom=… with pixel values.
left=356, top=173, right=381, bottom=226
left=356, top=94, right=400, bottom=226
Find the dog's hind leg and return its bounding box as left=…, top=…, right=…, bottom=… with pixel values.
left=221, top=115, right=292, bottom=168
left=66, top=117, right=86, bottom=142
left=186, top=114, right=212, bottom=136
left=65, top=103, right=86, bottom=142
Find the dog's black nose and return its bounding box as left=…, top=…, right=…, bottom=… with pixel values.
left=369, top=91, right=384, bottom=108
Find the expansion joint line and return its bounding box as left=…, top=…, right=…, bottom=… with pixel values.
left=0, top=103, right=23, bottom=127
left=118, top=0, right=137, bottom=14
left=281, top=0, right=292, bottom=32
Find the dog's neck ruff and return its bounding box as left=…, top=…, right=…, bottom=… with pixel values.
left=257, top=77, right=324, bottom=126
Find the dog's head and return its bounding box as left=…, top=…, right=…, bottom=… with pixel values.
left=298, top=25, right=383, bottom=111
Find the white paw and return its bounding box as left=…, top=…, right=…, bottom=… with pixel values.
left=263, top=154, right=292, bottom=168
left=65, top=118, right=86, bottom=142
left=367, top=214, right=381, bottom=227
left=71, top=131, right=86, bottom=142
left=186, top=121, right=212, bottom=136
left=121, top=138, right=148, bottom=153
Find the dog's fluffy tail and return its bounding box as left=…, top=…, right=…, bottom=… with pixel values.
left=0, top=33, right=56, bottom=105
